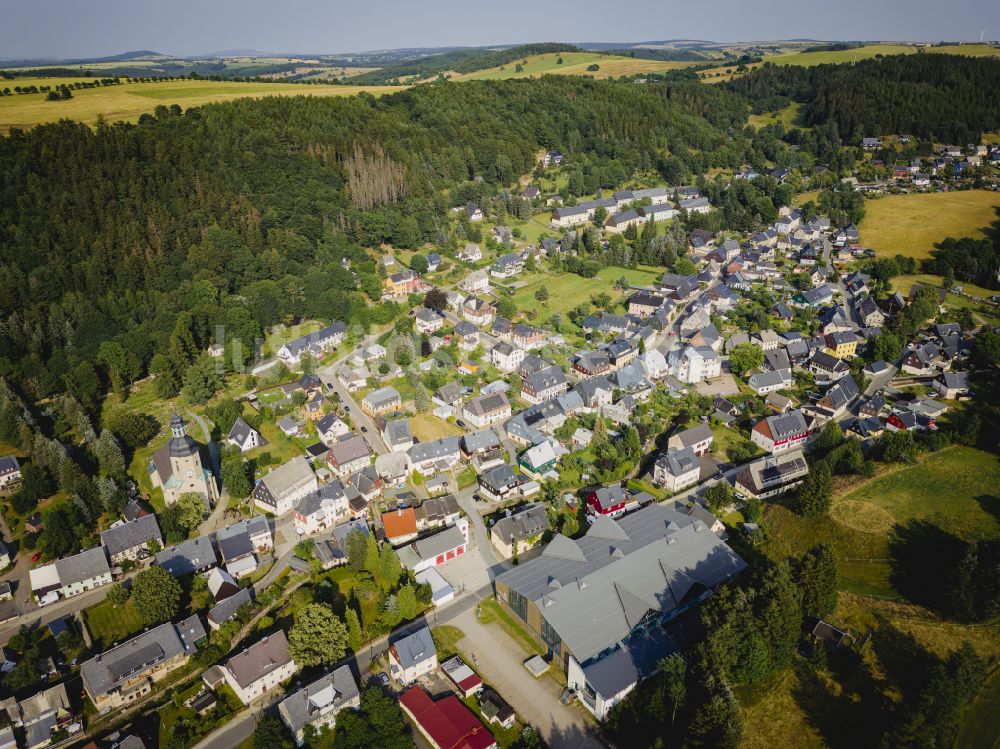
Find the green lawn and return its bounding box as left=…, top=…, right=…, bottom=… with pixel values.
left=748, top=102, right=807, bottom=130
left=510, top=266, right=662, bottom=318
left=859, top=191, right=1000, bottom=261
left=956, top=668, right=1000, bottom=749
left=763, top=447, right=1000, bottom=599
left=84, top=599, right=144, bottom=649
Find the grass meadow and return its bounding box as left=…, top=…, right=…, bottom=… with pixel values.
left=859, top=190, right=1000, bottom=261
left=452, top=52, right=698, bottom=81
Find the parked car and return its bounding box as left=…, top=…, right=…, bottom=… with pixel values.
left=378, top=672, right=390, bottom=686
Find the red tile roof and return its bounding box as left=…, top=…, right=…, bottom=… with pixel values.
left=400, top=686, right=496, bottom=749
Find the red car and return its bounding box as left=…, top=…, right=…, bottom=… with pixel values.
left=31, top=552, right=42, bottom=563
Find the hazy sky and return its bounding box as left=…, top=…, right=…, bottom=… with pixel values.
left=2, top=0, right=999, bottom=59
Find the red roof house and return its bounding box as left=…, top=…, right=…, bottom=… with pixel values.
left=400, top=686, right=497, bottom=749
left=441, top=656, right=483, bottom=698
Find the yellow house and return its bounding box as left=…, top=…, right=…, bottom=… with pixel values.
left=824, top=331, right=858, bottom=359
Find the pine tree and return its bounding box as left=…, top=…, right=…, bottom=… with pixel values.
left=95, top=429, right=125, bottom=477
left=345, top=607, right=363, bottom=650
left=796, top=543, right=838, bottom=618
left=794, top=462, right=832, bottom=518
left=379, top=544, right=402, bottom=589
left=364, top=535, right=380, bottom=576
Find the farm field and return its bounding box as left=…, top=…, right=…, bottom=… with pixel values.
left=0, top=78, right=402, bottom=132
left=452, top=52, right=698, bottom=81
left=763, top=446, right=1000, bottom=598
left=858, top=190, right=1000, bottom=260
left=509, top=265, right=662, bottom=317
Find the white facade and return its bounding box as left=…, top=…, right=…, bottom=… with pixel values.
left=669, top=346, right=721, bottom=384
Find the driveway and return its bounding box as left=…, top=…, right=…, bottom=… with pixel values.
left=449, top=607, right=602, bottom=749
left=693, top=370, right=740, bottom=397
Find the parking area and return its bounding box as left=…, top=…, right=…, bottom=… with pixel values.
left=694, top=370, right=740, bottom=397
left=448, top=607, right=603, bottom=749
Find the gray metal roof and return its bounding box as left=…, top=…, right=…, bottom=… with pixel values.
left=403, top=525, right=466, bottom=567
left=495, top=503, right=746, bottom=662
left=409, top=436, right=460, bottom=465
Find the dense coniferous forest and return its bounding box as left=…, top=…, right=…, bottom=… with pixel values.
left=728, top=54, right=1000, bottom=144
left=0, top=76, right=746, bottom=406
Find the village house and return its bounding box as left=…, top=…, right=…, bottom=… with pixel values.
left=382, top=507, right=419, bottom=547
left=653, top=447, right=701, bottom=493
left=29, top=547, right=112, bottom=605
left=362, top=386, right=402, bottom=417
left=824, top=331, right=859, bottom=359
left=667, top=423, right=713, bottom=456
left=734, top=451, right=810, bottom=499
left=252, top=456, right=317, bottom=516
left=81, top=616, right=205, bottom=711
left=513, top=324, right=546, bottom=350
left=519, top=440, right=559, bottom=479
left=293, top=483, right=351, bottom=536
left=453, top=320, right=480, bottom=351
left=520, top=366, right=569, bottom=405
left=384, top=269, right=422, bottom=298
left=491, top=253, right=523, bottom=279
left=463, top=296, right=495, bottom=327
left=462, top=393, right=512, bottom=429
left=491, top=341, right=525, bottom=372
left=216, top=516, right=273, bottom=579
left=409, top=436, right=462, bottom=476
left=222, top=631, right=297, bottom=705
left=100, top=514, right=162, bottom=564
left=326, top=435, right=373, bottom=478
left=586, top=486, right=628, bottom=519
left=226, top=417, right=264, bottom=454
left=748, top=368, right=793, bottom=396
left=414, top=307, right=444, bottom=334
left=490, top=503, right=549, bottom=559
left=678, top=196, right=711, bottom=214
left=316, top=413, right=351, bottom=446
left=1, top=682, right=73, bottom=749
left=389, top=626, right=438, bottom=685
left=0, top=456, right=22, bottom=490
left=669, top=345, right=721, bottom=384
left=479, top=464, right=521, bottom=503
left=276, top=322, right=347, bottom=366
left=155, top=536, right=217, bottom=577
left=279, top=665, right=360, bottom=746
left=933, top=371, right=970, bottom=399
left=751, top=410, right=810, bottom=453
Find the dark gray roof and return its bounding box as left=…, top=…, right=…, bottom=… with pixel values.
left=207, top=587, right=253, bottom=626
left=227, top=417, right=263, bottom=447
left=491, top=503, right=549, bottom=545
left=495, top=503, right=746, bottom=662
left=100, top=515, right=162, bottom=558
left=224, top=631, right=293, bottom=688
left=279, top=665, right=360, bottom=736
left=54, top=547, right=110, bottom=586
left=390, top=626, right=436, bottom=669
left=409, top=437, right=460, bottom=465
left=656, top=447, right=699, bottom=477
left=156, top=536, right=218, bottom=576
left=81, top=616, right=204, bottom=698
left=461, top=430, right=501, bottom=454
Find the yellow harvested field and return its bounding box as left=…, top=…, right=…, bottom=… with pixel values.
left=0, top=78, right=402, bottom=132
left=858, top=191, right=1000, bottom=260
left=452, top=52, right=698, bottom=81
